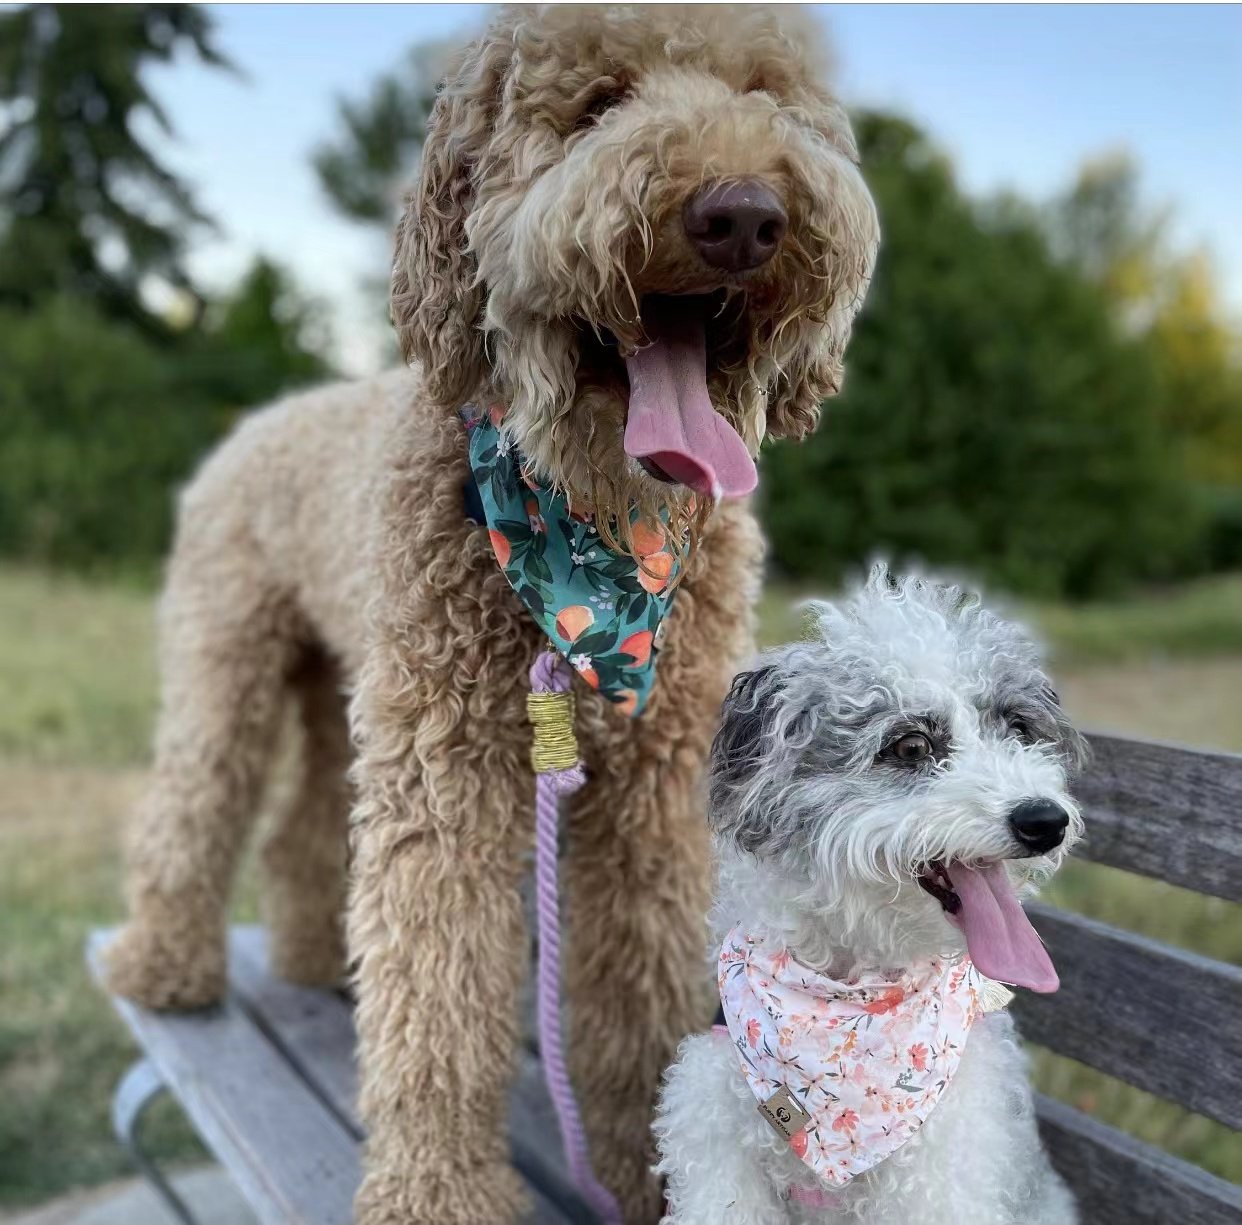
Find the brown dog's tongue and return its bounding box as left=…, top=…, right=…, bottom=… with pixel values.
left=945, top=861, right=1059, bottom=993
left=622, top=299, right=757, bottom=499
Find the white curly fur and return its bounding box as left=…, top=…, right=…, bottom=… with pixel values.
left=655, top=565, right=1082, bottom=1223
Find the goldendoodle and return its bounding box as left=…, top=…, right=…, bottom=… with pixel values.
left=105, top=6, right=879, bottom=1222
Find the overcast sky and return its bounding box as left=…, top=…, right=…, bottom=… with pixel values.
left=145, top=3, right=1242, bottom=375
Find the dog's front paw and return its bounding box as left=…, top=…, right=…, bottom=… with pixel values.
left=102, top=922, right=226, bottom=1011
left=354, top=1160, right=528, bottom=1225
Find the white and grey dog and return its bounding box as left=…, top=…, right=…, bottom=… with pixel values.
left=655, top=565, right=1085, bottom=1224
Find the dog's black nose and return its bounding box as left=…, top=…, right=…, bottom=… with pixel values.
left=683, top=179, right=787, bottom=272
left=1008, top=798, right=1070, bottom=855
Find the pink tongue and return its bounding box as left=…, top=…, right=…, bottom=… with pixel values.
left=945, top=862, right=1059, bottom=993
left=622, top=300, right=758, bottom=499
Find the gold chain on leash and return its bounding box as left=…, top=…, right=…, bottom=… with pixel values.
left=527, top=690, right=580, bottom=773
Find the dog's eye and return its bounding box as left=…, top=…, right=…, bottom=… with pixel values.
left=888, top=732, right=933, bottom=763
left=1007, top=717, right=1034, bottom=743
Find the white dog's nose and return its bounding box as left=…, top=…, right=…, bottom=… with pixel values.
left=1007, top=798, right=1069, bottom=855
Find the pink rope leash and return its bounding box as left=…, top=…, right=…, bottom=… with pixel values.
left=529, top=651, right=624, bottom=1225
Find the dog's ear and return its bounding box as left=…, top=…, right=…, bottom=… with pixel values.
left=709, top=665, right=789, bottom=854
left=764, top=293, right=867, bottom=441
left=391, top=31, right=510, bottom=407
left=712, top=666, right=781, bottom=787
left=1043, top=686, right=1091, bottom=778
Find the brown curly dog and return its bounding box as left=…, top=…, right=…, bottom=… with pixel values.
left=104, top=5, right=878, bottom=1222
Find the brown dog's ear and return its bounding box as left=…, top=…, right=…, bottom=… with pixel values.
left=391, top=32, right=510, bottom=406
left=763, top=302, right=861, bottom=441
left=764, top=337, right=843, bottom=441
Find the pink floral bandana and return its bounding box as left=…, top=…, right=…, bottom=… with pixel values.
left=718, top=924, right=984, bottom=1187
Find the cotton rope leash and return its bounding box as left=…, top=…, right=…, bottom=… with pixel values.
left=528, top=649, right=624, bottom=1225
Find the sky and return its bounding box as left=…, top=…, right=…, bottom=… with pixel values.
left=145, top=3, right=1242, bottom=375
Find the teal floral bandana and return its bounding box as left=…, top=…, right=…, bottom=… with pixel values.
left=464, top=406, right=682, bottom=716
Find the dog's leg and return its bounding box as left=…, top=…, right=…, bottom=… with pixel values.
left=655, top=1034, right=789, bottom=1225
left=565, top=505, right=766, bottom=1224
left=562, top=725, right=715, bottom=1223
left=349, top=413, right=540, bottom=1225
left=105, top=557, right=297, bottom=1010
left=348, top=704, right=534, bottom=1225
left=260, top=649, right=350, bottom=986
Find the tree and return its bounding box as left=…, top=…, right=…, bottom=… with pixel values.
left=0, top=260, right=334, bottom=571
left=760, top=113, right=1202, bottom=598
left=1047, top=155, right=1242, bottom=566
left=1047, top=155, right=1242, bottom=480
left=312, top=41, right=446, bottom=229
left=189, top=256, right=335, bottom=409
left=0, top=4, right=234, bottom=333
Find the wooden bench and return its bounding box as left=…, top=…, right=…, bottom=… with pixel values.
left=86, top=928, right=593, bottom=1225
left=1011, top=733, right=1242, bottom=1225
left=89, top=731, right=1241, bottom=1225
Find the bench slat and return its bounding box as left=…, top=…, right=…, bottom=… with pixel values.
left=1013, top=904, right=1242, bottom=1130
left=1036, top=1094, right=1242, bottom=1225
left=226, top=928, right=590, bottom=1224
left=1077, top=733, right=1242, bottom=901
left=87, top=931, right=360, bottom=1225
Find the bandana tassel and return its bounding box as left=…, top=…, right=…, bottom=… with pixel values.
left=529, top=650, right=622, bottom=1224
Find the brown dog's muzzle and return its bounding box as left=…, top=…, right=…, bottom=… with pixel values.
left=683, top=178, right=788, bottom=273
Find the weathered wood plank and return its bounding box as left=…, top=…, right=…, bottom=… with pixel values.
left=1036, top=1094, right=1242, bottom=1225
left=87, top=931, right=360, bottom=1225
left=226, top=928, right=357, bottom=1127
left=226, top=928, right=590, bottom=1224
left=1014, top=904, right=1242, bottom=1130
left=1077, top=733, right=1242, bottom=901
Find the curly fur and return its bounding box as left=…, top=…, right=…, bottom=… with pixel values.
left=393, top=3, right=878, bottom=542
left=655, top=565, right=1083, bottom=1223
left=105, top=6, right=877, bottom=1222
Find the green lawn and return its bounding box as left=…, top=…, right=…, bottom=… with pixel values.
left=0, top=563, right=1239, bottom=1206
left=0, top=566, right=158, bottom=767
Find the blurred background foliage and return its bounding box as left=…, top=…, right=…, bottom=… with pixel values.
left=0, top=4, right=332, bottom=575
left=2, top=5, right=1240, bottom=596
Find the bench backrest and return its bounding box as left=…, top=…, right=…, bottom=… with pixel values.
left=1010, top=733, right=1242, bottom=1225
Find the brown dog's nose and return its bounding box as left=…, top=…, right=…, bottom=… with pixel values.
left=683, top=179, right=788, bottom=272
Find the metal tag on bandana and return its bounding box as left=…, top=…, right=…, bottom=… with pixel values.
left=758, top=1086, right=810, bottom=1142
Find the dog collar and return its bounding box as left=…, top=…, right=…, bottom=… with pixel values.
left=463, top=405, right=681, bottom=716
left=718, top=924, right=984, bottom=1188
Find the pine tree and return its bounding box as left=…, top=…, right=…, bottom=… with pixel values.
left=0, top=4, right=234, bottom=333
left=312, top=41, right=445, bottom=228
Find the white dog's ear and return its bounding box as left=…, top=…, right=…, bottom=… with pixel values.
left=710, top=665, right=794, bottom=856
left=1043, top=686, right=1091, bottom=778
left=391, top=32, right=511, bottom=406
left=712, top=666, right=782, bottom=790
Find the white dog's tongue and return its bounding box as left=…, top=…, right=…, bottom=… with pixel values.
left=622, top=299, right=757, bottom=499
left=945, top=861, right=1059, bottom=993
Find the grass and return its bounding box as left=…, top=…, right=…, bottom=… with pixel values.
left=1, top=562, right=1240, bottom=1206
left=0, top=762, right=209, bottom=1205
left=0, top=566, right=158, bottom=767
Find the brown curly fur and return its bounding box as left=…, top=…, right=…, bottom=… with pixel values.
left=105, top=6, right=877, bottom=1222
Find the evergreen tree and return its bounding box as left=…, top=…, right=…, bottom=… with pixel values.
left=312, top=41, right=444, bottom=228
left=0, top=4, right=234, bottom=333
